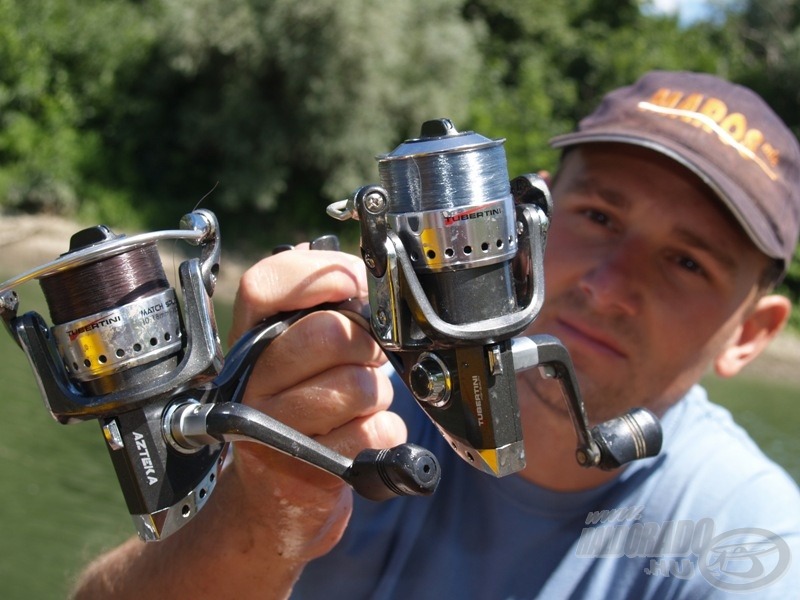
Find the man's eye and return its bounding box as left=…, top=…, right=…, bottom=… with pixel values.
left=676, top=255, right=705, bottom=275
left=583, top=209, right=611, bottom=227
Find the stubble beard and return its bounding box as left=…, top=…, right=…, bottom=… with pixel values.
left=517, top=288, right=652, bottom=426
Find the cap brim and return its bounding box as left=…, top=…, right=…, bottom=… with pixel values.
left=550, top=130, right=784, bottom=264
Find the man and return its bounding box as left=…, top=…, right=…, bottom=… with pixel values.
left=74, top=71, right=800, bottom=598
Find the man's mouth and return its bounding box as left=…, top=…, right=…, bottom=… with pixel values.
left=554, top=317, right=628, bottom=360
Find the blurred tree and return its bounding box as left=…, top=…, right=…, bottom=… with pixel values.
left=462, top=0, right=729, bottom=176
left=96, top=0, right=483, bottom=244
left=724, top=0, right=800, bottom=136
left=0, top=0, right=155, bottom=222
left=723, top=0, right=800, bottom=321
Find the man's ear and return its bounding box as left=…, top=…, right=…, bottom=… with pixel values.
left=715, top=294, right=792, bottom=377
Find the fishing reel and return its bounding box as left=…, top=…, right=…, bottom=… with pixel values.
left=328, top=118, right=663, bottom=477
left=0, top=210, right=439, bottom=542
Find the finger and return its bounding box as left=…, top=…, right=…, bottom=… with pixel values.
left=247, top=365, right=394, bottom=437
left=537, top=169, right=551, bottom=186
left=316, top=410, right=408, bottom=460
left=243, top=310, right=385, bottom=399
left=230, top=249, right=367, bottom=344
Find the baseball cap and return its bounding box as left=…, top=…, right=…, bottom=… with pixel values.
left=550, top=70, right=800, bottom=274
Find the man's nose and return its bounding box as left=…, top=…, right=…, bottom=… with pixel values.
left=578, top=239, right=644, bottom=315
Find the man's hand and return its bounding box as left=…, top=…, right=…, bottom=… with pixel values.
left=226, top=248, right=406, bottom=561
left=73, top=248, right=405, bottom=599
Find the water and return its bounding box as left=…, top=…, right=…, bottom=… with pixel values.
left=704, top=373, right=800, bottom=484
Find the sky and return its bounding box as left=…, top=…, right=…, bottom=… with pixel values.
left=647, top=0, right=735, bottom=25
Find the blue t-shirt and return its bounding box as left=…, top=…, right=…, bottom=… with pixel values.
left=292, top=378, right=800, bottom=599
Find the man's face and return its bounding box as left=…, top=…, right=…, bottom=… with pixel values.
left=523, top=143, right=771, bottom=423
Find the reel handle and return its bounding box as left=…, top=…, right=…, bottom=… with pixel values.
left=511, top=335, right=663, bottom=469
left=164, top=304, right=440, bottom=502
left=167, top=401, right=439, bottom=501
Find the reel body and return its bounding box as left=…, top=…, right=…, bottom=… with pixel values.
left=329, top=119, right=663, bottom=477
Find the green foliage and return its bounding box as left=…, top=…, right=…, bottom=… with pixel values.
left=0, top=0, right=481, bottom=240
left=462, top=0, right=580, bottom=176
left=779, top=244, right=800, bottom=330
left=90, top=0, right=483, bottom=242
left=0, top=0, right=157, bottom=225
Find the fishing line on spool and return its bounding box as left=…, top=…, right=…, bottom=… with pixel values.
left=40, top=244, right=169, bottom=325
left=378, top=143, right=509, bottom=212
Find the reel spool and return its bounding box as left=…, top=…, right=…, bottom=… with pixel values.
left=377, top=118, right=522, bottom=325
left=0, top=210, right=223, bottom=422
left=41, top=228, right=183, bottom=396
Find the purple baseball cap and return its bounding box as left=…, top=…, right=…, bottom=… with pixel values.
left=550, top=70, right=800, bottom=274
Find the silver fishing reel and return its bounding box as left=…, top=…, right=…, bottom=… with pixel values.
left=0, top=210, right=439, bottom=542
left=329, top=118, right=663, bottom=477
